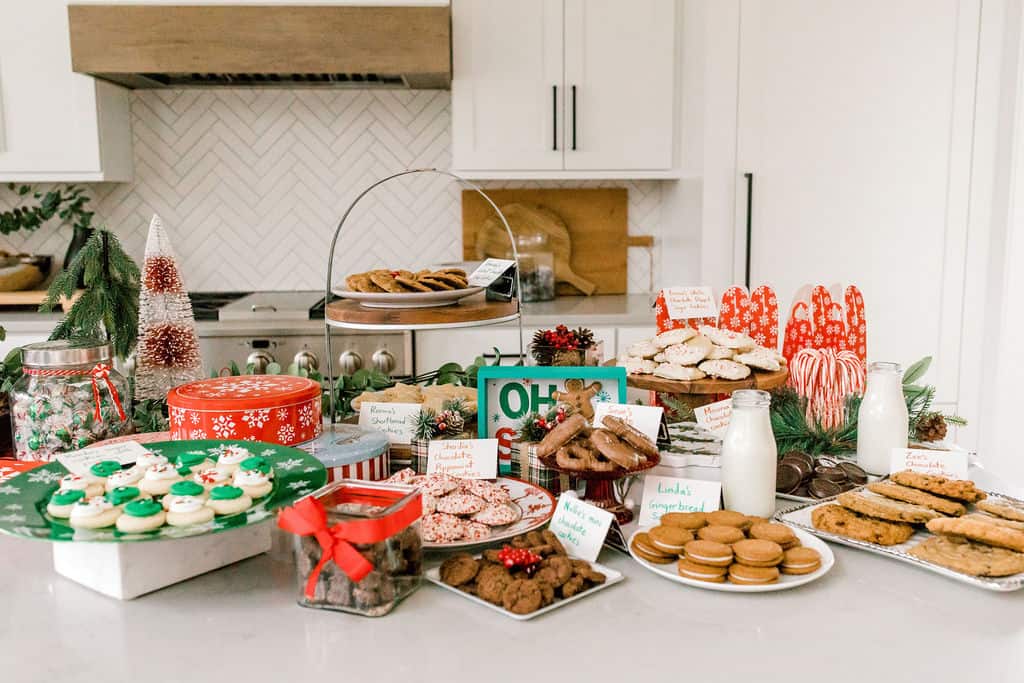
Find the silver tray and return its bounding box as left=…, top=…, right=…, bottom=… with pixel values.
left=775, top=487, right=1024, bottom=592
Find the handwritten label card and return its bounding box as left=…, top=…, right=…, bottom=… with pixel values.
left=890, top=447, right=968, bottom=480
left=638, top=475, right=722, bottom=528
left=693, top=398, right=733, bottom=437
left=663, top=286, right=717, bottom=321
left=591, top=403, right=664, bottom=443
left=358, top=402, right=420, bottom=445
left=426, top=439, right=498, bottom=479
left=467, top=258, right=516, bottom=287
left=57, top=441, right=153, bottom=476
left=548, top=494, right=615, bottom=561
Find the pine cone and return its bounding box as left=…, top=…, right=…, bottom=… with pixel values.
left=436, top=409, right=465, bottom=435
left=915, top=412, right=948, bottom=442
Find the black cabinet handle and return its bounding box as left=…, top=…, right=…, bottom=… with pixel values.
left=571, top=85, right=577, bottom=150
left=744, top=172, right=754, bottom=289
left=552, top=85, right=558, bottom=151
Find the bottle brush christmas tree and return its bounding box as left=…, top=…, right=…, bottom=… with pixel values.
left=134, top=214, right=203, bottom=400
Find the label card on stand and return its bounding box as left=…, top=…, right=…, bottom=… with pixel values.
left=663, top=286, right=718, bottom=321
left=426, top=439, right=498, bottom=479
left=548, top=494, right=615, bottom=562
left=57, top=441, right=153, bottom=476
left=693, top=398, right=733, bottom=437
left=467, top=258, right=517, bottom=287
left=638, top=475, right=722, bottom=528
left=591, top=403, right=664, bottom=443
left=890, top=447, right=969, bottom=480
left=358, top=402, right=420, bottom=445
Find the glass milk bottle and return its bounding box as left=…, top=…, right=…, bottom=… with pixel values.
left=721, top=390, right=777, bottom=517
left=857, top=361, right=908, bottom=475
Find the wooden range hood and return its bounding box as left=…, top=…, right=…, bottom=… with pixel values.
left=68, top=4, right=451, bottom=89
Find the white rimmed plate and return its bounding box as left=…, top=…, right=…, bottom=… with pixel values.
left=333, top=286, right=485, bottom=309
left=627, top=526, right=835, bottom=592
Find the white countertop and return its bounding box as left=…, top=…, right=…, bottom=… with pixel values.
left=2, top=498, right=1022, bottom=683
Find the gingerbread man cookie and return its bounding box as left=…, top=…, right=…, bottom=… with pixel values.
left=552, top=379, right=602, bottom=420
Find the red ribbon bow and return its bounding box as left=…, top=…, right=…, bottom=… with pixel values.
left=90, top=363, right=126, bottom=422
left=278, top=492, right=421, bottom=599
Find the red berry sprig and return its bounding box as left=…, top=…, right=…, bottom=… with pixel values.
left=497, top=546, right=542, bottom=572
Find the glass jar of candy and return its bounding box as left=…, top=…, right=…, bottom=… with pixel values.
left=10, top=339, right=132, bottom=461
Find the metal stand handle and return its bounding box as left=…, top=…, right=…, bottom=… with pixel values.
left=323, top=168, right=525, bottom=423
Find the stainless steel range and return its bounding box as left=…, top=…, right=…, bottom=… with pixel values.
left=189, top=291, right=411, bottom=379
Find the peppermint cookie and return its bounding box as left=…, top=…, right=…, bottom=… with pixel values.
left=104, top=466, right=145, bottom=492
left=174, top=452, right=216, bottom=475
left=653, top=363, right=706, bottom=381
left=698, top=359, right=751, bottom=380
left=623, top=358, right=657, bottom=375
left=116, top=498, right=167, bottom=533
left=460, top=479, right=511, bottom=505
left=166, top=495, right=215, bottom=527
left=59, top=473, right=104, bottom=499
left=462, top=521, right=491, bottom=541
left=214, top=445, right=253, bottom=474
left=472, top=503, right=519, bottom=527
left=386, top=468, right=416, bottom=485
left=734, top=348, right=781, bottom=372
left=47, top=489, right=86, bottom=518
left=206, top=485, right=253, bottom=516
left=435, top=493, right=486, bottom=516
left=192, top=467, right=232, bottom=492
left=664, top=342, right=709, bottom=367
left=706, top=345, right=735, bottom=360
left=105, top=486, right=147, bottom=508
left=413, top=473, right=460, bottom=497
left=135, top=451, right=169, bottom=470
left=68, top=497, right=121, bottom=529
left=161, top=480, right=209, bottom=509
left=420, top=512, right=467, bottom=543
left=138, top=463, right=184, bottom=496
left=626, top=341, right=660, bottom=359
left=698, top=325, right=755, bottom=350
left=232, top=468, right=273, bottom=498
left=654, top=327, right=697, bottom=347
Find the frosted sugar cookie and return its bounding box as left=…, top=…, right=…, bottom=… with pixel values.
left=192, top=467, right=232, bottom=492
left=68, top=497, right=121, bottom=529
left=59, top=473, right=104, bottom=498
left=135, top=451, right=169, bottom=470
left=89, top=460, right=123, bottom=482
left=105, top=466, right=145, bottom=492
left=174, top=451, right=216, bottom=475
left=240, top=456, right=274, bottom=478
left=138, top=463, right=184, bottom=496
left=206, top=485, right=253, bottom=516
left=215, top=445, right=253, bottom=474
left=233, top=468, right=273, bottom=498
left=161, top=480, right=209, bottom=509
left=165, top=496, right=215, bottom=527
left=116, top=498, right=167, bottom=533
left=47, top=489, right=86, bottom=518
left=105, top=486, right=148, bottom=508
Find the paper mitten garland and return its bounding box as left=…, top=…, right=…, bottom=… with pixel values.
left=718, top=285, right=780, bottom=348
left=782, top=284, right=867, bottom=363
left=717, top=286, right=751, bottom=333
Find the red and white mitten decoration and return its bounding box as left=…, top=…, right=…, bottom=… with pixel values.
left=718, top=286, right=751, bottom=333
left=749, top=285, right=779, bottom=349
left=783, top=283, right=867, bottom=363
left=782, top=301, right=814, bottom=363
left=844, top=285, right=867, bottom=361
left=788, top=348, right=866, bottom=429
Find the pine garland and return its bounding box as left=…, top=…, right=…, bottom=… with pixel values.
left=41, top=229, right=140, bottom=359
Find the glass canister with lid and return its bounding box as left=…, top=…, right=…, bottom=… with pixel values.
left=9, top=339, right=132, bottom=461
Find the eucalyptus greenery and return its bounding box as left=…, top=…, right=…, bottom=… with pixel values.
left=0, top=183, right=95, bottom=236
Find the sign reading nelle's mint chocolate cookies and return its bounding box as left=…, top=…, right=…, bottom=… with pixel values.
left=548, top=493, right=615, bottom=562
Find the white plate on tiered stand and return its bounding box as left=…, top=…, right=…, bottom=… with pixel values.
left=334, top=286, right=485, bottom=309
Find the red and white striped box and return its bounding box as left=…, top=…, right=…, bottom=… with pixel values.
left=297, top=423, right=390, bottom=483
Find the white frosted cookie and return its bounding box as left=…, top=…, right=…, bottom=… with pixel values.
left=105, top=466, right=145, bottom=492
left=46, top=489, right=86, bottom=518
left=623, top=358, right=657, bottom=375
left=654, top=327, right=698, bottom=348
left=161, top=481, right=210, bottom=509
left=653, top=352, right=667, bottom=363
left=138, top=463, right=184, bottom=496
left=174, top=452, right=216, bottom=475
left=68, top=497, right=121, bottom=529
left=59, top=473, right=105, bottom=499
left=706, top=345, right=734, bottom=360
left=192, top=467, right=232, bottom=492
left=698, top=325, right=756, bottom=350
left=734, top=348, right=781, bottom=371
left=698, top=359, right=752, bottom=380
left=653, top=363, right=707, bottom=381
left=116, top=498, right=167, bottom=533
left=626, top=341, right=660, bottom=359
left=214, top=445, right=253, bottom=474
left=664, top=342, right=708, bottom=367
left=135, top=452, right=169, bottom=470
left=206, top=485, right=253, bottom=515
left=165, top=496, right=215, bottom=526
left=232, top=468, right=273, bottom=498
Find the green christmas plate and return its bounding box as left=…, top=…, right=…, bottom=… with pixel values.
left=0, top=440, right=327, bottom=542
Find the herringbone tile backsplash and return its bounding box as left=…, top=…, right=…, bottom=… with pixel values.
left=0, top=90, right=662, bottom=293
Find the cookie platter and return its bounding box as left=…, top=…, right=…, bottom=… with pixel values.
left=626, top=526, right=834, bottom=593
left=337, top=286, right=486, bottom=309
left=777, top=486, right=1024, bottom=592
left=336, top=267, right=483, bottom=309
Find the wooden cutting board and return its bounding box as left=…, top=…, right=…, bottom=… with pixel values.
left=462, top=188, right=629, bottom=295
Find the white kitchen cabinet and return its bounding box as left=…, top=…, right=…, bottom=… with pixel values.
left=0, top=0, right=132, bottom=181
left=452, top=0, right=676, bottom=177
left=726, top=0, right=979, bottom=404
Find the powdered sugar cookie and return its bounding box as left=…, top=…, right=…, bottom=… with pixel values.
left=653, top=352, right=667, bottom=363
left=472, top=503, right=519, bottom=526
left=462, top=521, right=492, bottom=541
left=104, top=466, right=145, bottom=492
left=116, top=498, right=166, bottom=533
left=161, top=480, right=209, bottom=509
left=68, top=497, right=121, bottom=529
left=192, top=467, right=232, bottom=492
left=420, top=512, right=467, bottom=542
left=175, top=452, right=216, bottom=475
left=698, top=359, right=752, bottom=380
left=698, top=325, right=755, bottom=350
left=233, top=468, right=273, bottom=498
left=706, top=345, right=735, bottom=360
left=436, top=493, right=486, bottom=515
left=626, top=341, right=660, bottom=359
left=654, top=327, right=698, bottom=348
left=623, top=358, right=657, bottom=375
left=59, top=473, right=104, bottom=499
left=214, top=445, right=253, bottom=474
left=206, top=485, right=253, bottom=516
left=135, top=451, right=169, bottom=470
left=734, top=348, right=781, bottom=371
left=138, top=463, right=184, bottom=496
left=47, top=489, right=85, bottom=518
left=414, top=473, right=460, bottom=497
left=653, top=363, right=706, bottom=381
left=165, top=495, right=215, bottom=527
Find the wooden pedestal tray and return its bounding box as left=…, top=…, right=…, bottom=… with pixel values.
left=326, top=296, right=519, bottom=330
left=607, top=360, right=789, bottom=409
left=539, top=450, right=659, bottom=524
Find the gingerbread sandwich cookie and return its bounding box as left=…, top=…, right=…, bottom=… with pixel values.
left=706, top=509, right=751, bottom=531
left=660, top=511, right=707, bottom=531
left=780, top=547, right=822, bottom=575
left=677, top=558, right=728, bottom=583
left=728, top=563, right=780, bottom=585
left=631, top=532, right=676, bottom=564
left=749, top=522, right=800, bottom=550
left=648, top=525, right=693, bottom=555
left=697, top=525, right=745, bottom=545
left=731, top=539, right=784, bottom=568
left=682, top=540, right=734, bottom=567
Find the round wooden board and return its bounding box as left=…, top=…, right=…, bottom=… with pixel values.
left=326, top=297, right=519, bottom=329
left=605, top=360, right=788, bottom=395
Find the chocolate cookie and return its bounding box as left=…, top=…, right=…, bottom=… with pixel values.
left=909, top=535, right=1024, bottom=577
left=589, top=429, right=640, bottom=470
left=560, top=574, right=587, bottom=598
left=890, top=470, right=987, bottom=503
left=811, top=503, right=915, bottom=546
left=439, top=553, right=480, bottom=586
left=536, top=413, right=588, bottom=458
left=601, top=415, right=658, bottom=459
left=542, top=529, right=567, bottom=556
left=501, top=578, right=543, bottom=614
left=475, top=565, right=512, bottom=605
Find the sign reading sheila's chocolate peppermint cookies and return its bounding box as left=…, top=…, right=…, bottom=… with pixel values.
left=638, top=475, right=722, bottom=528
left=548, top=494, right=615, bottom=562
left=426, top=439, right=498, bottom=479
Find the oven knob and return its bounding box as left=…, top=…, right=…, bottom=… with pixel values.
left=247, top=350, right=275, bottom=374
left=371, top=349, right=396, bottom=374
left=338, top=350, right=363, bottom=375
left=293, top=350, right=319, bottom=372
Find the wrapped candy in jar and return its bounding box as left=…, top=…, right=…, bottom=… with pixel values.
left=10, top=340, right=132, bottom=462
left=278, top=479, right=422, bottom=617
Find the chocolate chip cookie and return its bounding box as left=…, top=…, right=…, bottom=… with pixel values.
left=977, top=498, right=1024, bottom=523
left=836, top=491, right=941, bottom=524
left=926, top=517, right=1024, bottom=553
left=908, top=535, right=1024, bottom=577
left=866, top=481, right=966, bottom=516
left=890, top=470, right=987, bottom=503
left=812, top=503, right=915, bottom=546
